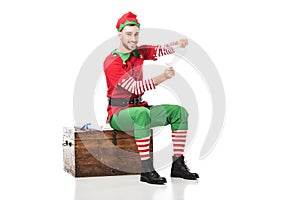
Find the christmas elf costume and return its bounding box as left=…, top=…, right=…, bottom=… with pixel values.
left=103, top=12, right=199, bottom=184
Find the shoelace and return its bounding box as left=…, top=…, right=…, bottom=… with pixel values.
left=180, top=160, right=191, bottom=172
left=150, top=171, right=161, bottom=178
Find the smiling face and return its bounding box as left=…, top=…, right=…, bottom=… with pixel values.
left=118, top=25, right=140, bottom=52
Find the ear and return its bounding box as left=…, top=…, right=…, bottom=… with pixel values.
left=118, top=32, right=122, bottom=39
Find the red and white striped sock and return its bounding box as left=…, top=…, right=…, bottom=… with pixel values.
left=136, top=136, right=151, bottom=160
left=172, top=130, right=187, bottom=157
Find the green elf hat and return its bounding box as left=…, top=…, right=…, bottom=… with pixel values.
left=116, top=12, right=140, bottom=32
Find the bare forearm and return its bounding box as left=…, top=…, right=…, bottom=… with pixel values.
left=153, top=73, right=168, bottom=86
left=153, top=67, right=175, bottom=86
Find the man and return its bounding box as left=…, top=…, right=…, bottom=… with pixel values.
left=104, top=11, right=199, bottom=184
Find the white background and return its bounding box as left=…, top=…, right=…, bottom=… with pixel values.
left=1, top=0, right=300, bottom=199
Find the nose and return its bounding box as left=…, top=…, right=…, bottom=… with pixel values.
left=131, top=35, right=137, bottom=42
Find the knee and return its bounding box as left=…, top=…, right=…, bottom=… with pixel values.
left=170, top=105, right=189, bottom=131
left=173, top=105, right=189, bottom=118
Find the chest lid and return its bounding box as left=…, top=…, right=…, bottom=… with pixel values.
left=73, top=127, right=135, bottom=141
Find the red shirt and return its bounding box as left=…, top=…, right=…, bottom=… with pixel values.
left=104, top=45, right=158, bottom=121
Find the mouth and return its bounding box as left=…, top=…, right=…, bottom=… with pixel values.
left=128, top=43, right=137, bottom=49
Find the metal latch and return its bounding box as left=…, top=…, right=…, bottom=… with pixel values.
left=112, top=131, right=117, bottom=145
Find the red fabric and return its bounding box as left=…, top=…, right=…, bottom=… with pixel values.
left=136, top=137, right=150, bottom=160
left=103, top=45, right=157, bottom=121
left=134, top=137, right=150, bottom=143
left=116, top=12, right=139, bottom=31
left=117, top=74, right=156, bottom=95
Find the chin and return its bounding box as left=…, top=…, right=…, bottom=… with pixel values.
left=130, top=46, right=137, bottom=50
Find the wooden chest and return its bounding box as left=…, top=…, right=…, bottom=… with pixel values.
left=63, top=127, right=153, bottom=177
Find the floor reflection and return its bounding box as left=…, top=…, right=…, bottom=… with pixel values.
left=170, top=178, right=199, bottom=200
left=75, top=175, right=166, bottom=200
left=75, top=175, right=200, bottom=200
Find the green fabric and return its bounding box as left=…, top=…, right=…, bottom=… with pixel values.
left=118, top=20, right=140, bottom=32
left=110, top=104, right=189, bottom=139
left=132, top=49, right=140, bottom=58
left=112, top=49, right=141, bottom=63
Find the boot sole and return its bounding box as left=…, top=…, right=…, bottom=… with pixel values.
left=171, top=174, right=198, bottom=180
left=140, top=177, right=166, bottom=185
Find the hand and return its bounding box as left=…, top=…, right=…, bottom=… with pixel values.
left=176, top=39, right=188, bottom=48
left=153, top=67, right=175, bottom=86
left=164, top=67, right=175, bottom=79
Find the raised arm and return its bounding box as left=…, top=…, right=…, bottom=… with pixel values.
left=155, top=39, right=188, bottom=57
left=138, top=39, right=189, bottom=60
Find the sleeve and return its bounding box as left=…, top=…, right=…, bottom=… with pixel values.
left=119, top=76, right=156, bottom=95
left=138, top=41, right=177, bottom=61
left=104, top=59, right=156, bottom=95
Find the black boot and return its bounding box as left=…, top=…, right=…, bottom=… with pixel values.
left=171, top=156, right=199, bottom=180
left=140, top=158, right=167, bottom=184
